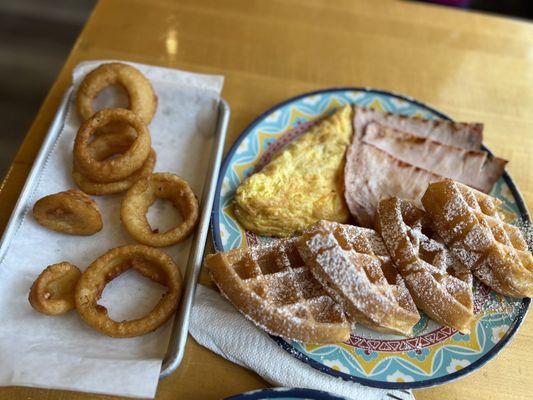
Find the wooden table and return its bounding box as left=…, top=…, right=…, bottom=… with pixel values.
left=2, top=0, right=532, bottom=399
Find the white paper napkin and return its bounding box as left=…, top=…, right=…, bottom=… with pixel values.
left=190, top=285, right=415, bottom=400
left=0, top=60, right=224, bottom=398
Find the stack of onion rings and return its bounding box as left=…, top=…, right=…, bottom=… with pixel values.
left=74, top=108, right=152, bottom=182
left=75, top=245, right=182, bottom=338
left=73, top=63, right=159, bottom=195
left=121, top=173, right=199, bottom=247
left=29, top=262, right=81, bottom=316
left=72, top=130, right=156, bottom=195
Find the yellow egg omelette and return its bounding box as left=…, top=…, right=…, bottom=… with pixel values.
left=234, top=105, right=353, bottom=237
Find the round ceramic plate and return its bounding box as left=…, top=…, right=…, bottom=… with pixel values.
left=211, top=88, right=531, bottom=389
left=225, top=388, right=349, bottom=400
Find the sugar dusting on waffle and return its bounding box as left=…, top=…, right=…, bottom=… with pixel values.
left=298, top=222, right=420, bottom=336
left=515, top=218, right=533, bottom=251
left=422, top=179, right=533, bottom=298
left=206, top=236, right=350, bottom=343
left=475, top=217, right=532, bottom=315
left=209, top=180, right=532, bottom=343
left=377, top=196, right=475, bottom=333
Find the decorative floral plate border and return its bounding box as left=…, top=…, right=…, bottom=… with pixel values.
left=211, top=88, right=531, bottom=389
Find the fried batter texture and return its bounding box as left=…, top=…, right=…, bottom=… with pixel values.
left=29, top=262, right=81, bottom=315
left=74, top=245, right=182, bottom=338
left=77, top=62, right=157, bottom=124
left=73, top=130, right=156, bottom=195
left=33, top=189, right=103, bottom=235
left=121, top=173, right=199, bottom=247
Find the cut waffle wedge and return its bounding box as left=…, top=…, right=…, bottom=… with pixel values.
left=421, top=179, right=533, bottom=298
left=205, top=238, right=351, bottom=343
left=377, top=197, right=474, bottom=333
left=297, top=220, right=420, bottom=336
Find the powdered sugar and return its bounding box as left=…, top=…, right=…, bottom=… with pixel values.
left=376, top=197, right=475, bottom=332
left=515, top=218, right=533, bottom=251
left=207, top=237, right=350, bottom=343
left=298, top=222, right=420, bottom=335
left=424, top=180, right=533, bottom=298
left=210, top=182, right=532, bottom=342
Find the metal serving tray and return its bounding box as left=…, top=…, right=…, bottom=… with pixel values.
left=160, top=95, right=230, bottom=378
left=0, top=86, right=230, bottom=379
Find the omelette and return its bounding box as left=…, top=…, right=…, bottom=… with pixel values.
left=234, top=105, right=353, bottom=237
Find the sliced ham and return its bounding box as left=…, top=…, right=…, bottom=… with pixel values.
left=344, top=106, right=503, bottom=227
left=353, top=105, right=483, bottom=150
left=363, top=122, right=507, bottom=193
left=344, top=141, right=444, bottom=227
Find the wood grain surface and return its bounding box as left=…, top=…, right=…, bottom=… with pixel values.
left=0, top=0, right=531, bottom=399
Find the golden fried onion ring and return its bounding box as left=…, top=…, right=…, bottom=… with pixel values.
left=77, top=62, right=157, bottom=124
left=73, top=131, right=156, bottom=195
left=33, top=189, right=103, bottom=235
left=75, top=245, right=182, bottom=338
left=121, top=173, right=199, bottom=247
left=73, top=108, right=151, bottom=183
left=29, top=262, right=81, bottom=316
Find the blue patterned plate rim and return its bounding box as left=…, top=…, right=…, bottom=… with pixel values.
left=224, top=387, right=351, bottom=400
left=210, top=87, right=531, bottom=390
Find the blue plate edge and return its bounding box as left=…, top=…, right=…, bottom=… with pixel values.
left=224, top=387, right=350, bottom=400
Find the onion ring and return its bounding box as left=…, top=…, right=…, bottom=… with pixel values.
left=33, top=189, right=103, bottom=235
left=29, top=262, right=81, bottom=316
left=73, top=108, right=151, bottom=183
left=121, top=173, right=199, bottom=247
left=74, top=245, right=182, bottom=338
left=77, top=62, right=157, bottom=124
left=73, top=131, right=157, bottom=195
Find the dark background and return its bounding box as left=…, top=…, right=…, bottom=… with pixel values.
left=0, top=0, right=531, bottom=179
left=0, top=0, right=94, bottom=177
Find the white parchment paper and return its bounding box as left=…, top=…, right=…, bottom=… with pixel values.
left=0, top=60, right=224, bottom=398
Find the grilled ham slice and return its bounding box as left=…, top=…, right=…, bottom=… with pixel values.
left=352, top=105, right=483, bottom=150
left=344, top=106, right=504, bottom=226
left=363, top=122, right=507, bottom=193
left=344, top=140, right=443, bottom=227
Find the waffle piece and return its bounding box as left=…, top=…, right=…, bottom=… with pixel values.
left=205, top=238, right=350, bottom=343
left=377, top=197, right=474, bottom=333
left=421, top=179, right=533, bottom=298
left=297, top=220, right=420, bottom=336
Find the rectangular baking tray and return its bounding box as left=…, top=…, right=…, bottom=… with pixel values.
left=0, top=86, right=230, bottom=380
